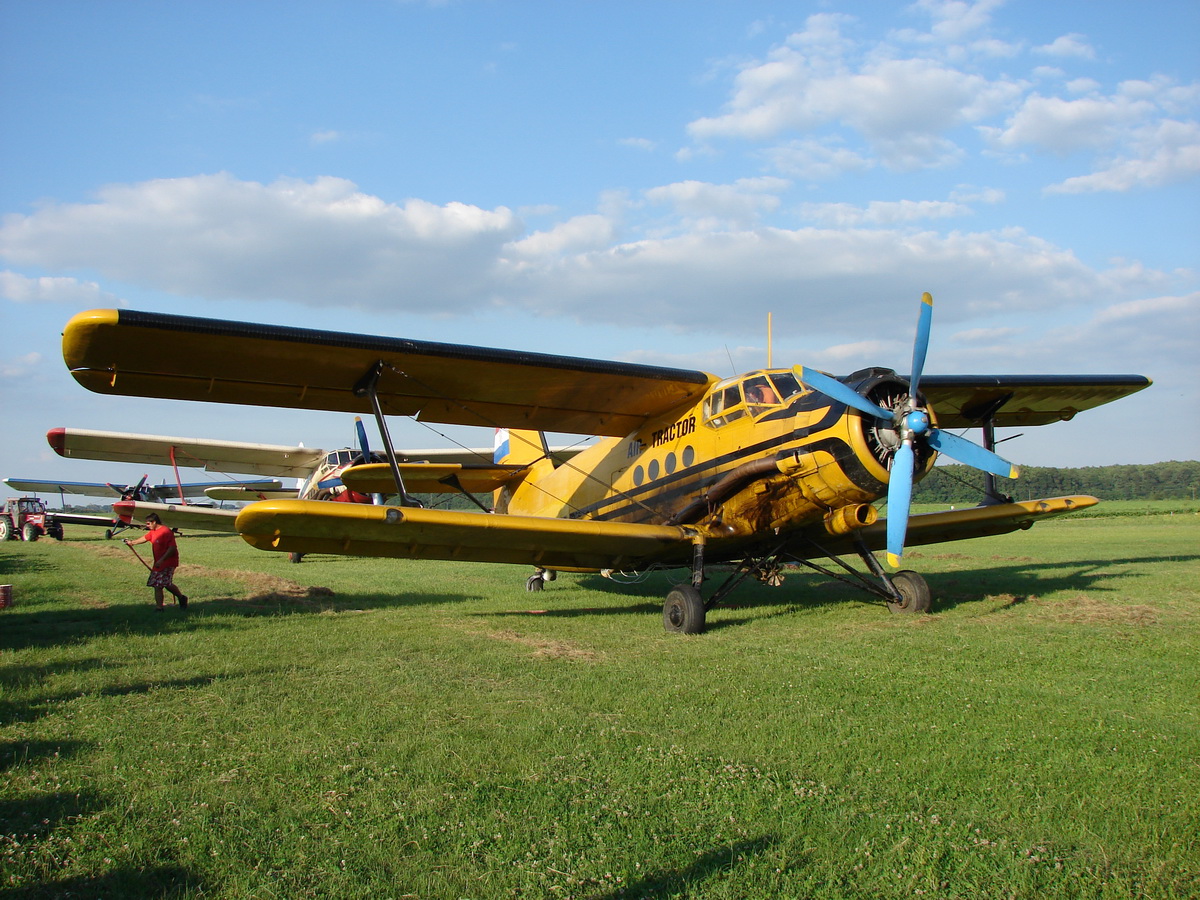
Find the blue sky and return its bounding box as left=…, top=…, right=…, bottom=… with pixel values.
left=2, top=0, right=1197, bottom=493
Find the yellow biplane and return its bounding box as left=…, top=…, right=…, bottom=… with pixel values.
left=61, top=295, right=1150, bottom=632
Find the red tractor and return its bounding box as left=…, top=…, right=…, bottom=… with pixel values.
left=0, top=497, right=65, bottom=542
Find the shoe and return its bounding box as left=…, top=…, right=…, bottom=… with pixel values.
left=154, top=606, right=164, bottom=612
left=178, top=595, right=188, bottom=610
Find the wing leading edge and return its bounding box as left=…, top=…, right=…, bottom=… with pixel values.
left=63, top=309, right=715, bottom=437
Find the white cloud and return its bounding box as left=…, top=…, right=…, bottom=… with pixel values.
left=618, top=137, right=657, bottom=152
left=643, top=178, right=790, bottom=229
left=1045, top=119, right=1200, bottom=193
left=505, top=215, right=615, bottom=260
left=686, top=13, right=1024, bottom=171
left=0, top=352, right=41, bottom=378
left=763, top=139, right=874, bottom=180
left=0, top=174, right=1183, bottom=347
left=0, top=173, right=521, bottom=310
left=310, top=130, right=342, bottom=144
left=0, top=270, right=121, bottom=305
left=990, top=93, right=1150, bottom=155
left=1034, top=33, right=1097, bottom=60
left=909, top=0, right=1005, bottom=44
left=798, top=199, right=972, bottom=227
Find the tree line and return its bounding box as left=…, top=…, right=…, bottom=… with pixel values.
left=913, top=460, right=1200, bottom=503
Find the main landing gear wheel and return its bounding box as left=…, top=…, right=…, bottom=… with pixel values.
left=887, top=570, right=932, bottom=614
left=525, top=569, right=556, bottom=592
left=663, top=585, right=706, bottom=634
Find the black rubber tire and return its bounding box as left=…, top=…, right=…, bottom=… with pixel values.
left=663, top=585, right=706, bottom=634
left=525, top=573, right=544, bottom=592
left=21, top=523, right=39, bottom=542
left=288, top=552, right=304, bottom=564
left=0, top=519, right=12, bottom=541
left=887, top=570, right=932, bottom=614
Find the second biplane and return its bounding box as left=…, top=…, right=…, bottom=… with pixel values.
left=60, top=295, right=1150, bottom=632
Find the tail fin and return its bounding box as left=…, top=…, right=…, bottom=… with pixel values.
left=493, top=429, right=549, bottom=466
left=492, top=429, right=554, bottom=514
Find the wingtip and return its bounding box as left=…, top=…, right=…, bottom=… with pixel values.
left=920, top=291, right=933, bottom=306
left=46, top=428, right=66, bottom=456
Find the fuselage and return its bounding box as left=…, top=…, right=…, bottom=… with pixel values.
left=501, top=366, right=934, bottom=552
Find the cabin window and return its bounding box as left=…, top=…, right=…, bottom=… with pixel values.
left=702, top=380, right=747, bottom=427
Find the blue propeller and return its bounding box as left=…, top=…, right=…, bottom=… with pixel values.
left=796, top=293, right=1019, bottom=567
left=354, top=415, right=371, bottom=462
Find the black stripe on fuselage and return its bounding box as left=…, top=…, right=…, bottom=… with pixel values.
left=569, top=396, right=887, bottom=523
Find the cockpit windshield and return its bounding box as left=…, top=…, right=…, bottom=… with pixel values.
left=701, top=370, right=803, bottom=427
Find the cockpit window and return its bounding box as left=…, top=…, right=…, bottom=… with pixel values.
left=703, top=370, right=802, bottom=427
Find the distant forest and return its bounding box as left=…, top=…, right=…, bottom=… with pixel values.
left=913, top=460, right=1200, bottom=503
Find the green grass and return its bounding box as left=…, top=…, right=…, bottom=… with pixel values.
left=2, top=503, right=1198, bottom=898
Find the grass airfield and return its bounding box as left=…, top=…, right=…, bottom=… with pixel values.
left=1, top=502, right=1198, bottom=898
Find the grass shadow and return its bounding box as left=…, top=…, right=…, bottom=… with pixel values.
left=1, top=863, right=207, bottom=899
left=586, top=835, right=779, bottom=899
left=0, top=671, right=278, bottom=729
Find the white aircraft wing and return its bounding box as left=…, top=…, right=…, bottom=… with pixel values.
left=48, top=427, right=327, bottom=479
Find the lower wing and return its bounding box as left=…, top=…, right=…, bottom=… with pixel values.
left=235, top=500, right=698, bottom=570
left=805, top=496, right=1098, bottom=558
left=113, top=501, right=240, bottom=533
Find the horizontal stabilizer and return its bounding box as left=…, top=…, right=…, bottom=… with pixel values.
left=341, top=462, right=529, bottom=495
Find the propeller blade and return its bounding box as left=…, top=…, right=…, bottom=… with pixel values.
left=886, top=440, right=915, bottom=567
left=909, top=292, right=933, bottom=398
left=795, top=365, right=892, bottom=420
left=927, top=429, right=1020, bottom=479
left=354, top=416, right=371, bottom=460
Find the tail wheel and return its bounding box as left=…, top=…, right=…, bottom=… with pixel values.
left=663, top=585, right=706, bottom=634
left=887, top=570, right=932, bottom=614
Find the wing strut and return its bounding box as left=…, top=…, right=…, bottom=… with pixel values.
left=353, top=361, right=423, bottom=508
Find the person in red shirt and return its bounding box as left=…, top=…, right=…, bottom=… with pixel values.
left=124, top=513, right=188, bottom=611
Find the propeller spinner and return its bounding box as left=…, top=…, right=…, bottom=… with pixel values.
left=795, top=293, right=1019, bottom=567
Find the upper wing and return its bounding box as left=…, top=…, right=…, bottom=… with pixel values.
left=113, top=501, right=240, bottom=533
left=48, top=426, right=326, bottom=478
left=920, top=376, right=1151, bottom=428
left=235, top=500, right=698, bottom=570
left=62, top=309, right=716, bottom=436
left=3, top=477, right=121, bottom=497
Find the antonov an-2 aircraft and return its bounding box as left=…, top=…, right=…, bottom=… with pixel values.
left=61, top=296, right=1150, bottom=633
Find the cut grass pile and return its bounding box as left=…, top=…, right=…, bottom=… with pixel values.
left=2, top=503, right=1198, bottom=898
